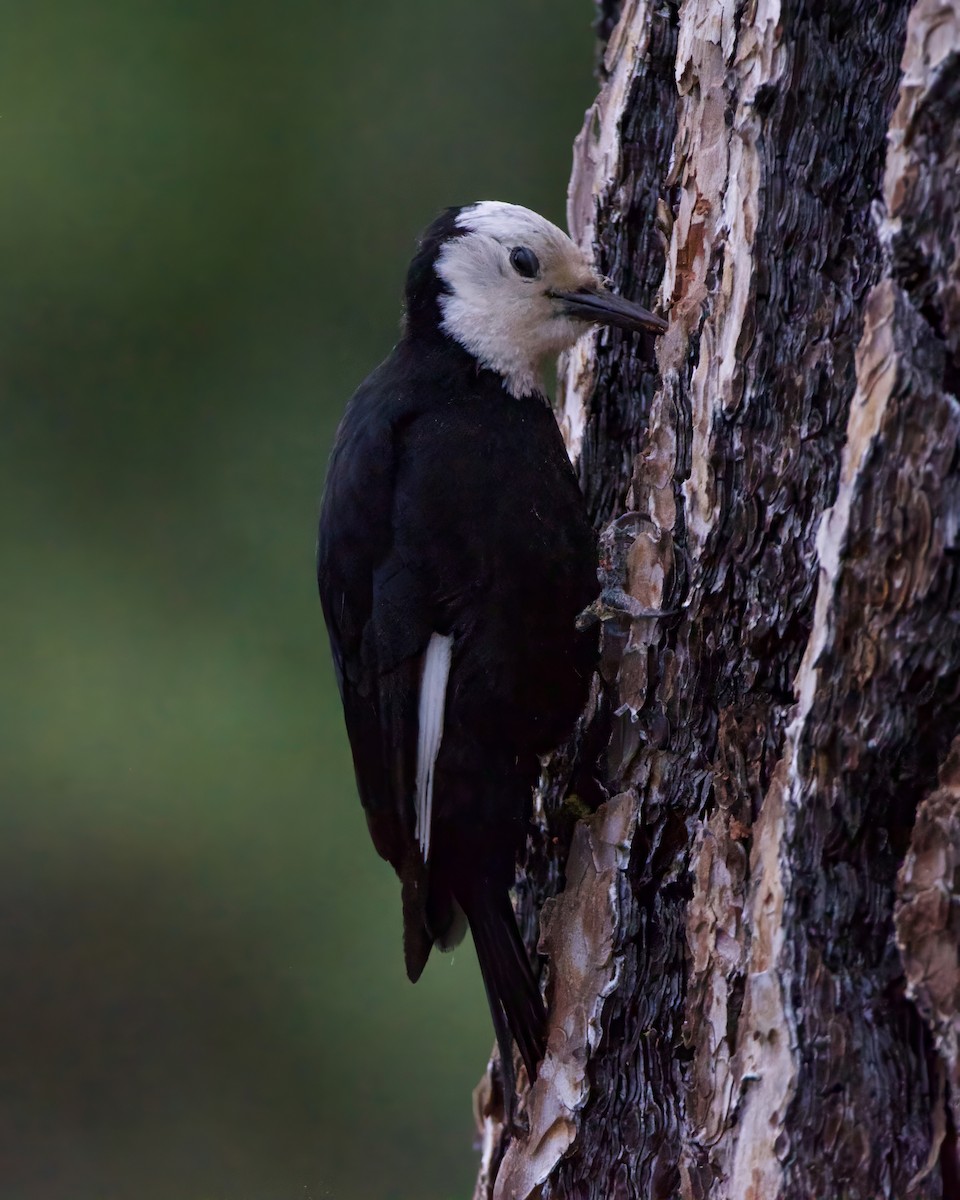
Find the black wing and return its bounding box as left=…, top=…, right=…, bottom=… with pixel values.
left=317, top=355, right=438, bottom=978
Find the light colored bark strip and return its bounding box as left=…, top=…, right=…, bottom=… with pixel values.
left=664, top=0, right=787, bottom=554
left=559, top=0, right=655, bottom=463
left=650, top=2, right=791, bottom=1193
left=490, top=792, right=640, bottom=1200
left=792, top=284, right=902, bottom=726
left=881, top=0, right=960, bottom=356
left=726, top=281, right=902, bottom=1199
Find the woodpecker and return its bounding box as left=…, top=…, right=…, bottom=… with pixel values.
left=317, top=201, right=666, bottom=1106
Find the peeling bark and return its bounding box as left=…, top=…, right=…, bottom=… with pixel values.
left=896, top=735, right=960, bottom=1189
left=475, top=2, right=960, bottom=1198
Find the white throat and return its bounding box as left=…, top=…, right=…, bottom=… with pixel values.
left=437, top=276, right=545, bottom=398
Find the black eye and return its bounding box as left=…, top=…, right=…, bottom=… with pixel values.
left=509, top=246, right=540, bottom=279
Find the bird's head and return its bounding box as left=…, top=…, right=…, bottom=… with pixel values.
left=403, top=201, right=667, bottom=398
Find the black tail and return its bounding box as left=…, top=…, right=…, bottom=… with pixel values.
left=459, top=885, right=546, bottom=1098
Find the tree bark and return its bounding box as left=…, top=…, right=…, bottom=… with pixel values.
left=474, top=2, right=960, bottom=1197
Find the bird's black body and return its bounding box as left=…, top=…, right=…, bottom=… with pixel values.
left=317, top=205, right=605, bottom=1101
left=317, top=339, right=597, bottom=1077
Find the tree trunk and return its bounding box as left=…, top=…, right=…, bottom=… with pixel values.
left=474, top=2, right=960, bottom=1197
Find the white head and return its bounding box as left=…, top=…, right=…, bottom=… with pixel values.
left=429, top=201, right=666, bottom=397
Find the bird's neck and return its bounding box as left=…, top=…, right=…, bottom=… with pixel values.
left=401, top=325, right=545, bottom=401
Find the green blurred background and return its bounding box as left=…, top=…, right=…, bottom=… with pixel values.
left=0, top=3, right=595, bottom=1198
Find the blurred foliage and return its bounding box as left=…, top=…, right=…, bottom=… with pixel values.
left=0, top=2, right=595, bottom=1198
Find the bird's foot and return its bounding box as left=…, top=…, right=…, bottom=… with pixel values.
left=576, top=588, right=677, bottom=631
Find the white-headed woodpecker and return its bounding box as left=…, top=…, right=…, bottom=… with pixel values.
left=317, top=202, right=666, bottom=1105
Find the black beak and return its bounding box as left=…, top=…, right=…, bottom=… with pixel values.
left=553, top=287, right=668, bottom=335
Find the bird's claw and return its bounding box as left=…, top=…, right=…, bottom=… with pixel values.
left=577, top=589, right=677, bottom=631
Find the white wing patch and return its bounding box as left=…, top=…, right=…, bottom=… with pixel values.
left=415, top=633, right=452, bottom=862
